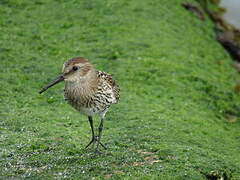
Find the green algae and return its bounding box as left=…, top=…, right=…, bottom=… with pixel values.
left=0, top=0, right=240, bottom=179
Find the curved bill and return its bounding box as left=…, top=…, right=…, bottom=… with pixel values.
left=39, top=74, right=64, bottom=94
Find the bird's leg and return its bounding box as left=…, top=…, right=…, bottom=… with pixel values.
left=85, top=116, right=96, bottom=148
left=96, top=117, right=107, bottom=151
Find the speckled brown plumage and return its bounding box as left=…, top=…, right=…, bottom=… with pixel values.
left=64, top=70, right=120, bottom=115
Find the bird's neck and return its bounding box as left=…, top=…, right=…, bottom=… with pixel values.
left=65, top=70, right=98, bottom=98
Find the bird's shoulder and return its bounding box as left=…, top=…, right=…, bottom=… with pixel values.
left=97, top=71, right=113, bottom=84
left=97, top=71, right=120, bottom=101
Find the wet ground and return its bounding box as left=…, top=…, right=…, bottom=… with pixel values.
left=220, top=0, right=240, bottom=28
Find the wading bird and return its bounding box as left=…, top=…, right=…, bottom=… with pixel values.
left=39, top=57, right=120, bottom=152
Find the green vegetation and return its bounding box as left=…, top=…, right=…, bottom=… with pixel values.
left=1, top=0, right=240, bottom=179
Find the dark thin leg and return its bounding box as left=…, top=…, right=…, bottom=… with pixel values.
left=96, top=118, right=107, bottom=151
left=85, top=116, right=95, bottom=148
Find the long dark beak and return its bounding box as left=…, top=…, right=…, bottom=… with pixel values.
left=39, top=74, right=64, bottom=94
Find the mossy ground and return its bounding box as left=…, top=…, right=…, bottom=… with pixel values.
left=1, top=0, right=240, bottom=179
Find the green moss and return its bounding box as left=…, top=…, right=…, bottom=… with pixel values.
left=0, top=0, right=240, bottom=179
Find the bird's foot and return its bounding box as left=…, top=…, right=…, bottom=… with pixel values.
left=85, top=136, right=107, bottom=150
left=98, top=141, right=107, bottom=150
left=85, top=136, right=97, bottom=148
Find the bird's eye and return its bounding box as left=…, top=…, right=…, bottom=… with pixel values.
left=72, top=66, right=79, bottom=71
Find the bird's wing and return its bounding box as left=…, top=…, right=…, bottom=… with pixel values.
left=97, top=71, right=120, bottom=103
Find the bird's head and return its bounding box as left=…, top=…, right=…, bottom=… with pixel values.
left=39, top=57, right=95, bottom=94
left=62, top=57, right=94, bottom=82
